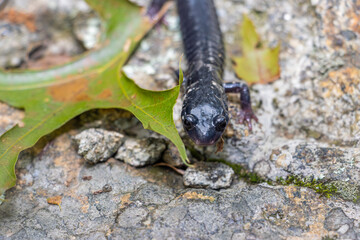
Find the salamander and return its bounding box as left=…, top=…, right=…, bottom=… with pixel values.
left=149, top=0, right=258, bottom=146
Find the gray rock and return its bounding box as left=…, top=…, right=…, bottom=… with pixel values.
left=324, top=208, right=353, bottom=231
left=73, top=128, right=124, bottom=164
left=0, top=24, right=30, bottom=68
left=73, top=12, right=102, bottom=50
left=115, top=137, right=166, bottom=167
left=133, top=183, right=175, bottom=205
left=162, top=142, right=187, bottom=168
left=117, top=207, right=149, bottom=228
left=340, top=30, right=357, bottom=40
left=183, top=162, right=235, bottom=189
left=1, top=0, right=360, bottom=239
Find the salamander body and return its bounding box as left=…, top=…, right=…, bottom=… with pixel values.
left=148, top=0, right=257, bottom=146
left=177, top=0, right=229, bottom=145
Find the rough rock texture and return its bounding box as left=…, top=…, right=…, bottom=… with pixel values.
left=183, top=162, right=235, bottom=189
left=162, top=142, right=187, bottom=168
left=115, top=137, right=166, bottom=167
left=1, top=137, right=360, bottom=239
left=72, top=12, right=102, bottom=50
left=1, top=0, right=360, bottom=239
left=0, top=0, right=95, bottom=69
left=73, top=128, right=124, bottom=164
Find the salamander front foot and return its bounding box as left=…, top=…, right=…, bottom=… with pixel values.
left=223, top=82, right=258, bottom=131
left=237, top=105, right=258, bottom=131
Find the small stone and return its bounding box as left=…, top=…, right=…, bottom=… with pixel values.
left=340, top=30, right=357, bottom=41
left=102, top=184, right=113, bottom=193
left=73, top=128, right=124, bottom=164
left=115, top=137, right=166, bottom=167
left=183, top=162, right=235, bottom=189
left=162, top=143, right=186, bottom=167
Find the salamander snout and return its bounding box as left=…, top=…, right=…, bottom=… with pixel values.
left=182, top=106, right=228, bottom=146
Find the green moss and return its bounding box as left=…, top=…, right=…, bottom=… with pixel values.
left=208, top=159, right=338, bottom=198
left=276, top=176, right=337, bottom=198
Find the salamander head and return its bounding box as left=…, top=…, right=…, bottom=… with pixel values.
left=181, top=89, right=229, bottom=146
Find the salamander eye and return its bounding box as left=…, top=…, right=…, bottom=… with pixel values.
left=213, top=115, right=227, bottom=132
left=183, top=114, right=198, bottom=130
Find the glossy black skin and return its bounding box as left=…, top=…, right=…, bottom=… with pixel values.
left=181, top=66, right=229, bottom=145
left=148, top=0, right=257, bottom=146
left=177, top=0, right=230, bottom=145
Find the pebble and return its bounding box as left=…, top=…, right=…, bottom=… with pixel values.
left=340, top=30, right=357, bottom=41
left=73, top=128, right=124, bottom=164
left=115, top=137, right=166, bottom=167
left=183, top=162, right=235, bottom=189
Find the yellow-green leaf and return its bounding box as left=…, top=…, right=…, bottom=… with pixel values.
left=232, top=15, right=280, bottom=85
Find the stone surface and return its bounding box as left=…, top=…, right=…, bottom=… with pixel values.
left=162, top=142, right=187, bottom=168
left=115, top=137, right=166, bottom=167
left=1, top=0, right=360, bottom=239
left=73, top=128, right=124, bottom=164
left=183, top=162, right=235, bottom=189
left=0, top=0, right=93, bottom=69
left=73, top=12, right=102, bottom=50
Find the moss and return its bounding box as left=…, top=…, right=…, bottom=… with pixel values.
left=275, top=176, right=338, bottom=198
left=208, top=159, right=338, bottom=198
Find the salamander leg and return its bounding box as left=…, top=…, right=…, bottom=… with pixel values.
left=223, top=82, right=258, bottom=130
left=147, top=0, right=170, bottom=19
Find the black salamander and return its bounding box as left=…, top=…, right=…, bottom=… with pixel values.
left=148, top=0, right=257, bottom=146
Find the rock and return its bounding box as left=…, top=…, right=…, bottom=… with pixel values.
left=0, top=103, right=24, bottom=136
left=323, top=208, right=357, bottom=238
left=117, top=207, right=149, bottom=228
left=183, top=162, right=235, bottom=189
left=73, top=12, right=102, bottom=50
left=324, top=208, right=353, bottom=231
left=162, top=142, right=186, bottom=168
left=73, top=128, right=124, bottom=164
left=0, top=24, right=30, bottom=68
left=2, top=0, right=360, bottom=238
left=115, top=137, right=166, bottom=167
left=340, top=30, right=357, bottom=41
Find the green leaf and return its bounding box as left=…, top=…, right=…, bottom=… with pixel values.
left=232, top=15, right=280, bottom=85
left=0, top=0, right=187, bottom=195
